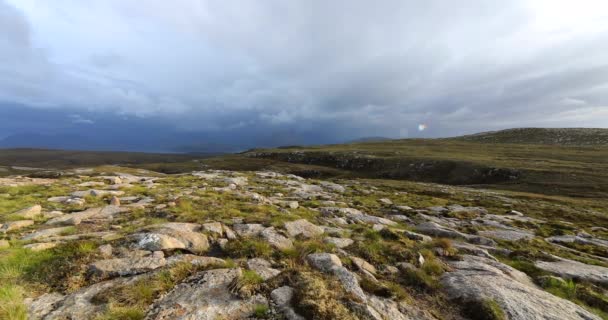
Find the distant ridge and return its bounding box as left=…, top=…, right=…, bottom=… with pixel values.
left=348, top=136, right=393, bottom=143
left=453, top=128, right=608, bottom=146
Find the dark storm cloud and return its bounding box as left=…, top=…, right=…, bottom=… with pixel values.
left=1, top=0, right=608, bottom=144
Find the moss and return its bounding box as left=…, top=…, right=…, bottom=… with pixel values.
left=293, top=271, right=357, bottom=320
left=253, top=304, right=270, bottom=318
left=462, top=299, right=506, bottom=320
left=224, top=239, right=273, bottom=259
left=94, top=305, right=145, bottom=320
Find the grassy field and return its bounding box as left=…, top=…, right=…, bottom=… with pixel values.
left=238, top=139, right=608, bottom=198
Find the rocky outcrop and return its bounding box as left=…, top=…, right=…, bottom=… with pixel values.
left=146, top=268, right=267, bottom=319
left=535, top=257, right=608, bottom=286
left=132, top=224, right=209, bottom=254
left=88, top=252, right=166, bottom=279
left=13, top=205, right=42, bottom=219
left=441, top=255, right=601, bottom=320
left=284, top=219, right=324, bottom=238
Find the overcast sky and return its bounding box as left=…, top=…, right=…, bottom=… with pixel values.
left=1, top=0, right=608, bottom=145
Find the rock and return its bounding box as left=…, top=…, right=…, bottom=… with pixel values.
left=246, top=258, right=281, bottom=280
left=284, top=219, right=324, bottom=238
left=345, top=211, right=397, bottom=226
left=260, top=227, right=294, bottom=250
left=109, top=196, right=120, bottom=206
left=106, top=176, right=122, bottom=184
left=478, top=229, right=535, bottom=241
left=133, top=226, right=209, bottom=254
left=402, top=230, right=432, bottom=242
left=332, top=266, right=367, bottom=302
left=378, top=198, right=393, bottom=205
left=271, top=286, right=305, bottom=320
left=509, top=210, right=524, bottom=216
left=13, top=205, right=42, bottom=219
left=46, top=206, right=125, bottom=226
left=442, top=255, right=600, bottom=320
left=202, top=222, right=224, bottom=236
left=24, top=242, right=58, bottom=251
left=160, top=222, right=202, bottom=232
left=415, top=222, right=496, bottom=246
left=535, top=257, right=608, bottom=286
left=44, top=211, right=64, bottom=218
left=319, top=181, right=346, bottom=193
left=395, top=205, right=413, bottom=211
left=224, top=225, right=237, bottom=240
left=0, top=239, right=9, bottom=249
left=307, top=253, right=342, bottom=272
left=166, top=254, right=226, bottom=268
left=324, top=237, right=354, bottom=248
left=37, top=274, right=146, bottom=319
left=1, top=220, right=34, bottom=233
left=88, top=254, right=166, bottom=279
left=26, top=292, right=65, bottom=319
left=417, top=253, right=425, bottom=267
left=21, top=226, right=73, bottom=241
left=146, top=268, right=267, bottom=319
left=351, top=256, right=377, bottom=274
left=98, top=244, right=113, bottom=258
left=233, top=223, right=265, bottom=237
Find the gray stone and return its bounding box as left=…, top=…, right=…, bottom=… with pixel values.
left=133, top=227, right=209, bottom=254
left=478, top=229, right=535, bottom=241
left=535, top=257, right=608, bottom=286
left=246, top=258, right=281, bottom=280
left=284, top=219, right=324, bottom=238
left=24, top=242, right=57, bottom=251
left=233, top=223, right=265, bottom=237
left=271, top=286, right=305, bottom=320
left=88, top=254, right=166, bottom=279
left=13, top=205, right=42, bottom=219
left=442, top=255, right=600, bottom=320
left=145, top=268, right=267, bottom=319
left=307, top=253, right=342, bottom=272
left=324, top=237, right=354, bottom=248
left=261, top=227, right=294, bottom=250
left=21, top=227, right=73, bottom=241
left=351, top=256, right=377, bottom=274
left=1, top=220, right=34, bottom=232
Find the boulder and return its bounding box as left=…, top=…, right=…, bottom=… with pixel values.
left=202, top=222, right=224, bottom=236
left=261, top=227, right=294, bottom=250
left=307, top=253, right=342, bottom=272
left=351, top=256, right=377, bottom=275
left=233, top=223, right=265, bottom=237
left=88, top=253, right=166, bottom=279
left=246, top=258, right=281, bottom=280
left=133, top=227, right=209, bottom=254
left=1, top=220, right=34, bottom=233
left=535, top=257, right=608, bottom=286
left=166, top=254, right=225, bottom=268
left=441, top=255, right=600, bottom=320
left=324, top=237, right=354, bottom=248
left=145, top=268, right=267, bottom=319
left=478, top=229, right=535, bottom=241
left=21, top=226, right=73, bottom=241
left=13, top=205, right=42, bottom=219
left=284, top=219, right=324, bottom=238
left=271, top=286, right=305, bottom=320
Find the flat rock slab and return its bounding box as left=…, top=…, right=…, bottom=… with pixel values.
left=88, top=254, right=166, bottom=279
left=146, top=268, right=267, bottom=320
left=478, top=229, right=535, bottom=241
left=284, top=219, right=324, bottom=238
left=1, top=220, right=34, bottom=232
left=132, top=228, right=209, bottom=254
left=442, top=255, right=600, bottom=320
left=13, top=205, right=42, bottom=219
left=21, top=226, right=73, bottom=241
left=535, top=257, right=608, bottom=286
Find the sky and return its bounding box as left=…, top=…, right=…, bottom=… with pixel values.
left=1, top=0, right=608, bottom=151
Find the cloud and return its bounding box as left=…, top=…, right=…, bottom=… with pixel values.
left=1, top=0, right=608, bottom=142
left=68, top=114, right=94, bottom=124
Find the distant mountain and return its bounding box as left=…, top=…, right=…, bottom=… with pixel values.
left=452, top=128, right=608, bottom=146
left=348, top=136, right=393, bottom=143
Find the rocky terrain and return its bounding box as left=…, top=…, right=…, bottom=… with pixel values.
left=1, top=165, right=608, bottom=319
